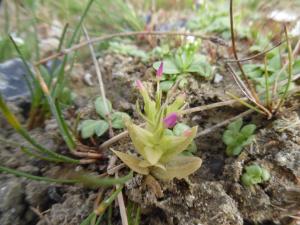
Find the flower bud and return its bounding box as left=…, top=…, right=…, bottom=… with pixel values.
left=163, top=112, right=178, bottom=128
left=156, top=62, right=163, bottom=79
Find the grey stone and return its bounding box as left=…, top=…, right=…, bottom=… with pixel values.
left=0, top=178, right=25, bottom=225
left=0, top=58, right=32, bottom=101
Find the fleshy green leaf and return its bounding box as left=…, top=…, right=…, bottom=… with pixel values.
left=160, top=126, right=198, bottom=163
left=151, top=155, right=202, bottom=180
left=111, top=112, right=130, bottom=129
left=112, top=150, right=149, bottom=175
left=95, top=97, right=112, bottom=119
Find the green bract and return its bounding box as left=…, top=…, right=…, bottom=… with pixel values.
left=222, top=118, right=256, bottom=156
left=113, top=80, right=202, bottom=180
left=241, top=164, right=270, bottom=187
left=78, top=97, right=130, bottom=139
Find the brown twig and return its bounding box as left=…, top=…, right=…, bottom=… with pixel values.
left=30, top=207, right=52, bottom=225
left=225, top=40, right=285, bottom=63
left=115, top=172, right=128, bottom=225
left=229, top=0, right=259, bottom=103
left=35, top=31, right=224, bottom=65
left=196, top=109, right=254, bottom=137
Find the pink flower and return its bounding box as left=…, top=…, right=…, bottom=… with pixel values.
left=163, top=112, right=178, bottom=128
left=156, top=62, right=163, bottom=78
left=136, top=80, right=144, bottom=90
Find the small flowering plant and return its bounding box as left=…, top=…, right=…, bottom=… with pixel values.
left=113, top=63, right=202, bottom=180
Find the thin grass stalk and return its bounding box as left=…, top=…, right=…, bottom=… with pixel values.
left=134, top=206, right=141, bottom=225
left=272, top=39, right=300, bottom=101
left=20, top=146, right=65, bottom=162
left=52, top=0, right=95, bottom=98
left=4, top=0, right=10, bottom=33
left=229, top=0, right=259, bottom=103
left=35, top=67, right=76, bottom=150
left=79, top=212, right=96, bottom=225
left=0, top=166, right=78, bottom=183
left=9, top=36, right=34, bottom=97
left=57, top=23, right=69, bottom=52
left=226, top=92, right=266, bottom=115
left=94, top=186, right=124, bottom=215
left=0, top=94, right=79, bottom=163
left=263, top=56, right=271, bottom=108
left=274, top=26, right=293, bottom=112
left=82, top=25, right=114, bottom=136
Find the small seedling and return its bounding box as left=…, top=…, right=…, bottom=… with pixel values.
left=113, top=63, right=202, bottom=180
left=78, top=97, right=130, bottom=139
left=153, top=42, right=212, bottom=92
left=241, top=164, right=270, bottom=187
left=222, top=118, right=256, bottom=156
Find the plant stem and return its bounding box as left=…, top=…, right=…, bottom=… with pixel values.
left=36, top=31, right=223, bottom=65
left=82, top=25, right=114, bottom=137
left=274, top=26, right=293, bottom=112
left=229, top=0, right=260, bottom=103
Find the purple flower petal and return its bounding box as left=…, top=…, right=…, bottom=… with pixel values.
left=163, top=112, right=178, bottom=128
left=156, top=62, right=163, bottom=78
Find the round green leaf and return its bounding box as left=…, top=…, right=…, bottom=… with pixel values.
left=111, top=112, right=130, bottom=129
left=78, top=120, right=98, bottom=139
left=95, top=97, right=112, bottom=119
left=79, top=120, right=109, bottom=138
left=94, top=120, right=109, bottom=137
left=241, top=173, right=252, bottom=186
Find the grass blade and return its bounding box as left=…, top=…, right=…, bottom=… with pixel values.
left=35, top=67, right=76, bottom=150
left=0, top=166, right=77, bottom=184
left=9, top=35, right=35, bottom=98
left=263, top=56, right=271, bottom=108
left=0, top=94, right=79, bottom=163
left=52, top=0, right=95, bottom=98
left=226, top=92, right=266, bottom=115
left=20, top=146, right=64, bottom=162
left=79, top=212, right=97, bottom=225
left=275, top=26, right=293, bottom=111
left=75, top=171, right=133, bottom=187
left=94, top=186, right=124, bottom=215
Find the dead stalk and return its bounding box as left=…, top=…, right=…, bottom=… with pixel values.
left=225, top=40, right=285, bottom=63
left=82, top=25, right=114, bottom=137
left=229, top=0, right=259, bottom=102
left=196, top=109, right=254, bottom=137
left=115, top=172, right=129, bottom=225
left=35, top=31, right=224, bottom=65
